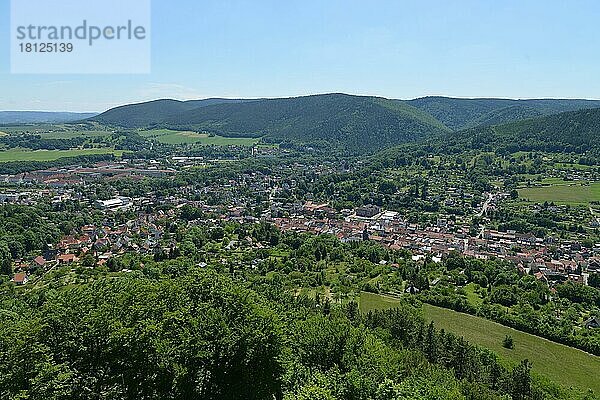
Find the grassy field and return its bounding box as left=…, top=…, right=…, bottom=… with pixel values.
left=0, top=148, right=124, bottom=162
left=0, top=123, right=76, bottom=134
left=139, top=129, right=259, bottom=146
left=518, top=182, right=600, bottom=205
left=359, top=291, right=407, bottom=312
left=42, top=130, right=112, bottom=139
left=359, top=292, right=600, bottom=393
left=462, top=283, right=484, bottom=307
left=540, top=177, right=571, bottom=185
left=555, top=162, right=593, bottom=170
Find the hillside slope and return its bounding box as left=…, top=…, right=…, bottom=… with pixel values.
left=91, top=98, right=254, bottom=128
left=92, top=94, right=450, bottom=153
left=167, top=94, right=449, bottom=150
left=431, top=107, right=600, bottom=156
left=91, top=94, right=600, bottom=153
left=408, top=97, right=600, bottom=130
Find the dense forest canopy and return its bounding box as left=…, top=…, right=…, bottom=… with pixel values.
left=88, top=94, right=600, bottom=154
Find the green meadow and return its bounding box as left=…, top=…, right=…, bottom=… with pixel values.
left=0, top=123, right=114, bottom=138
left=42, top=130, right=112, bottom=139
left=138, top=129, right=259, bottom=146
left=359, top=292, right=600, bottom=393
left=554, top=162, right=593, bottom=170
left=359, top=291, right=407, bottom=312
left=518, top=182, right=600, bottom=205
left=0, top=148, right=124, bottom=162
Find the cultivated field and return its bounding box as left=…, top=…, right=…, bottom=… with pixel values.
left=359, top=292, right=600, bottom=393
left=518, top=182, right=600, bottom=205
left=0, top=148, right=124, bottom=162
left=138, top=129, right=259, bottom=146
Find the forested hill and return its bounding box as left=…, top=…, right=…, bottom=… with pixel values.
left=92, top=94, right=450, bottom=153
left=407, top=96, right=600, bottom=130
left=90, top=93, right=600, bottom=153
left=90, top=98, right=253, bottom=128
left=413, top=107, right=600, bottom=157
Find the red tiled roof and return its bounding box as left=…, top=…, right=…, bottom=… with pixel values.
left=57, top=254, right=76, bottom=262
left=33, top=256, right=46, bottom=266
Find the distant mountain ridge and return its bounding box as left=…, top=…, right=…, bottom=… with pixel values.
left=427, top=106, right=600, bottom=156
left=93, top=94, right=600, bottom=133
left=407, top=96, right=600, bottom=130
left=92, top=94, right=449, bottom=152
left=0, top=111, right=97, bottom=124
left=89, top=98, right=257, bottom=128
left=89, top=93, right=600, bottom=153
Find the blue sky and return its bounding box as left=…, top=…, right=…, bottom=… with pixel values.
left=1, top=0, right=600, bottom=112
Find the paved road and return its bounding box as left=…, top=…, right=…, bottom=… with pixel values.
left=477, top=193, right=493, bottom=218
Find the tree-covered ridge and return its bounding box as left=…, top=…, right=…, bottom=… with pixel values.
left=492, top=107, right=600, bottom=152
left=92, top=94, right=450, bottom=153
left=90, top=98, right=254, bottom=128
left=88, top=94, right=600, bottom=155
left=468, top=105, right=543, bottom=128
left=407, top=96, right=600, bottom=131
left=405, top=107, right=600, bottom=158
